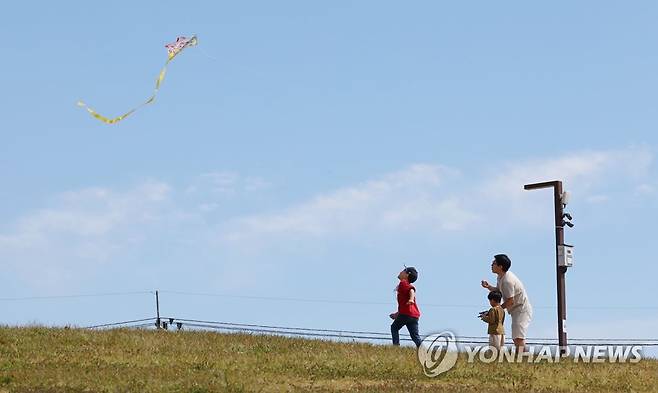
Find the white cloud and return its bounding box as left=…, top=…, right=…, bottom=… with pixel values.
left=186, top=171, right=270, bottom=196
left=1, top=182, right=170, bottom=247
left=635, top=183, right=656, bottom=196
left=0, top=181, right=173, bottom=287
left=585, top=195, right=610, bottom=204
left=244, top=177, right=271, bottom=192
left=1, top=147, right=654, bottom=288
left=221, top=164, right=478, bottom=243
left=477, top=146, right=654, bottom=227
left=220, top=147, right=654, bottom=243
left=485, top=147, right=652, bottom=199
left=198, top=202, right=220, bottom=212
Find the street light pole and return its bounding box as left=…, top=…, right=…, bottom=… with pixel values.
left=524, top=180, right=568, bottom=355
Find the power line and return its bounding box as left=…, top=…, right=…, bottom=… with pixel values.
left=84, top=317, right=156, bottom=329
left=130, top=320, right=658, bottom=347
left=159, top=290, right=393, bottom=306
left=0, top=291, right=153, bottom=301
left=158, top=290, right=658, bottom=310
left=120, top=323, right=157, bottom=329
left=6, top=288, right=657, bottom=346
left=78, top=315, right=658, bottom=346
left=170, top=317, right=393, bottom=336
left=156, top=289, right=507, bottom=308
left=181, top=322, right=415, bottom=342
left=175, top=324, right=658, bottom=346
left=3, top=289, right=656, bottom=310
left=163, top=317, right=658, bottom=346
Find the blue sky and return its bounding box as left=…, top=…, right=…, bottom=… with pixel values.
left=1, top=1, right=657, bottom=354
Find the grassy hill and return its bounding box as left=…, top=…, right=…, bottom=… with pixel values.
left=0, top=327, right=656, bottom=392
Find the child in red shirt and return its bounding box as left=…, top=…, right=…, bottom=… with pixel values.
left=389, top=266, right=422, bottom=347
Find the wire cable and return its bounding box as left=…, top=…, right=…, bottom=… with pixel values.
left=172, top=322, right=658, bottom=346
left=4, top=289, right=656, bottom=310
left=0, top=291, right=153, bottom=301
left=169, top=317, right=394, bottom=337
left=164, top=317, right=658, bottom=346
left=157, top=290, right=658, bottom=310
left=84, top=317, right=156, bottom=329
left=75, top=315, right=658, bottom=346
left=180, top=322, right=417, bottom=342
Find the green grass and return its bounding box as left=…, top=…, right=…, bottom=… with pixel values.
left=0, top=327, right=656, bottom=392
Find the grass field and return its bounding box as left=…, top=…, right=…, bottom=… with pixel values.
left=0, top=327, right=656, bottom=392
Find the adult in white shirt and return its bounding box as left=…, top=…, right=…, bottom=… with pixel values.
left=481, top=254, right=533, bottom=352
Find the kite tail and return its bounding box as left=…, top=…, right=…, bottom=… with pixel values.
left=78, top=58, right=172, bottom=124
left=76, top=101, right=140, bottom=124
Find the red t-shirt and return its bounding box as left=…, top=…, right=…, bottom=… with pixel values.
left=397, top=279, right=421, bottom=318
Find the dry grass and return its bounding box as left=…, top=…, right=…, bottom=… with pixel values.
left=0, top=327, right=656, bottom=392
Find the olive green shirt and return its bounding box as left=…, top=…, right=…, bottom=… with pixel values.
left=481, top=306, right=505, bottom=335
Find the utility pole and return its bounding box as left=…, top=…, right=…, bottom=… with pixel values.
left=524, top=180, right=574, bottom=356
left=155, top=290, right=161, bottom=329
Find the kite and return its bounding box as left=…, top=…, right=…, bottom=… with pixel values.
left=77, top=35, right=198, bottom=124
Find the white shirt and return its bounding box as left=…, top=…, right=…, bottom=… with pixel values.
left=496, top=271, right=532, bottom=315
